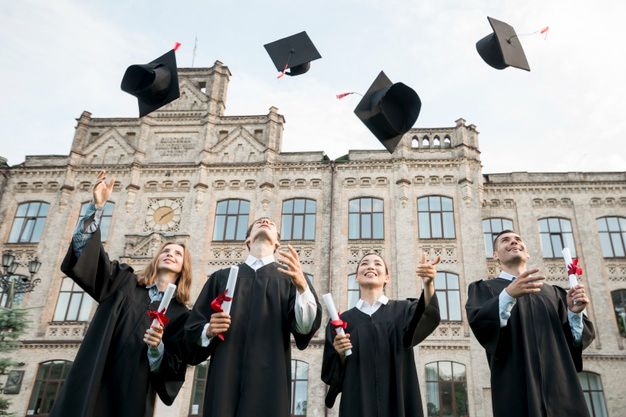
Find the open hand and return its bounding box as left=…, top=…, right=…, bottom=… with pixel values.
left=416, top=251, right=441, bottom=285
left=276, top=245, right=308, bottom=292
left=92, top=170, right=115, bottom=208
left=505, top=268, right=545, bottom=298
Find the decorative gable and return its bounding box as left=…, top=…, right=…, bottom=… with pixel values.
left=160, top=78, right=208, bottom=112
left=81, top=128, right=135, bottom=165
left=210, top=127, right=268, bottom=163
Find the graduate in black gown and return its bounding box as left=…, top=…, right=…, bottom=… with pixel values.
left=322, top=251, right=441, bottom=417
left=184, top=217, right=322, bottom=417
left=50, top=171, right=193, bottom=417
left=466, top=230, right=595, bottom=417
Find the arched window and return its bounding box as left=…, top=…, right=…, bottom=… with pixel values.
left=411, top=136, right=419, bottom=148
left=281, top=199, right=316, bottom=240
left=52, top=277, right=94, bottom=322
left=348, top=273, right=360, bottom=309
left=433, top=136, right=441, bottom=147
left=422, top=136, right=430, bottom=147
left=597, top=216, right=626, bottom=257
left=78, top=201, right=115, bottom=241
left=290, top=360, right=309, bottom=417
left=188, top=361, right=209, bottom=416
left=27, top=360, right=73, bottom=416
left=348, top=198, right=384, bottom=240
left=538, top=218, right=576, bottom=258
left=611, top=289, right=626, bottom=338
left=425, top=361, right=468, bottom=417
left=443, top=136, right=451, bottom=147
left=8, top=201, right=49, bottom=243
left=578, top=372, right=608, bottom=417
left=434, top=272, right=462, bottom=321
left=418, top=196, right=455, bottom=239
left=482, top=218, right=514, bottom=257
left=213, top=199, right=250, bottom=241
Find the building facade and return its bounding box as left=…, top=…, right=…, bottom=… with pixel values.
left=0, top=62, right=625, bottom=417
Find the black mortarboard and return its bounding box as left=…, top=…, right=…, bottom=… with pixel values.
left=264, top=31, right=321, bottom=76
left=121, top=49, right=180, bottom=117
left=476, top=17, right=530, bottom=71
left=354, top=71, right=421, bottom=154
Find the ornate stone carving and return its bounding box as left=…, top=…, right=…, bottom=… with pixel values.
left=122, top=233, right=190, bottom=262
left=419, top=244, right=458, bottom=264
left=348, top=243, right=384, bottom=264
left=607, top=262, right=626, bottom=282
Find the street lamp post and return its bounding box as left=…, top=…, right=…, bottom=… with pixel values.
left=1, top=250, right=41, bottom=309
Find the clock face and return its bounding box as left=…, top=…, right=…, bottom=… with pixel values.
left=145, top=198, right=183, bottom=232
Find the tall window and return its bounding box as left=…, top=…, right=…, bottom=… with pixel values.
left=425, top=361, right=468, bottom=417
left=418, top=196, right=455, bottom=239
left=482, top=218, right=514, bottom=256
left=597, top=216, right=626, bottom=258
left=0, top=278, right=24, bottom=308
left=538, top=218, right=576, bottom=258
left=189, top=361, right=209, bottom=416
left=8, top=201, right=49, bottom=243
left=578, top=372, right=608, bottom=417
left=281, top=199, right=316, bottom=240
left=213, top=199, right=250, bottom=241
left=434, top=272, right=462, bottom=321
left=348, top=198, right=384, bottom=240
left=348, top=273, right=360, bottom=309
left=290, top=360, right=308, bottom=417
left=78, top=201, right=115, bottom=241
left=27, top=360, right=73, bottom=416
left=52, top=277, right=94, bottom=322
left=612, top=289, right=626, bottom=338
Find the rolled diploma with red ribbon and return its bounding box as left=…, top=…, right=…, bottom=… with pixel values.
left=151, top=283, right=177, bottom=327
left=221, top=266, right=239, bottom=315
left=562, top=248, right=579, bottom=288
left=322, top=293, right=352, bottom=356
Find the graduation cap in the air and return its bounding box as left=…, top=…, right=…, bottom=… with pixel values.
left=121, top=48, right=180, bottom=117
left=264, top=31, right=322, bottom=77
left=353, top=71, right=421, bottom=154
left=476, top=17, right=530, bottom=71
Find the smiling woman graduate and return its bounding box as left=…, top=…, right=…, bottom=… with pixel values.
left=322, top=252, right=441, bottom=417
left=49, top=171, right=193, bottom=417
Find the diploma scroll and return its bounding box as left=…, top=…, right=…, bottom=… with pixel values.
left=561, top=248, right=579, bottom=289
left=151, top=283, right=177, bottom=327
left=221, top=266, right=239, bottom=315
left=322, top=293, right=352, bottom=357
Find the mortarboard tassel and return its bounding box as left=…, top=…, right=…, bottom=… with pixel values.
left=173, top=42, right=182, bottom=52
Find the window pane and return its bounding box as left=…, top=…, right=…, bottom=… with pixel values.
left=435, top=274, right=446, bottom=289
left=599, top=234, right=614, bottom=257
left=448, top=291, right=462, bottom=321
left=39, top=203, right=49, bottom=217
left=429, top=196, right=441, bottom=211
left=426, top=381, right=439, bottom=414
left=8, top=218, right=24, bottom=242
left=539, top=219, right=549, bottom=232
left=294, top=199, right=305, bottom=214
left=503, top=219, right=513, bottom=229
left=27, top=202, right=40, bottom=217
left=592, top=391, right=609, bottom=417
left=578, top=373, right=589, bottom=390
left=441, top=197, right=453, bottom=211
left=372, top=198, right=383, bottom=212
left=431, top=213, right=442, bottom=238
left=100, top=217, right=112, bottom=241
left=281, top=214, right=292, bottom=239
left=283, top=199, right=293, bottom=213
left=213, top=216, right=225, bottom=240
left=541, top=234, right=553, bottom=257
left=304, top=214, right=315, bottom=240
left=551, top=235, right=564, bottom=257
left=349, top=214, right=359, bottom=239
left=66, top=293, right=82, bottom=320
left=548, top=218, right=560, bottom=231
left=596, top=218, right=608, bottom=232
left=32, top=218, right=46, bottom=242
left=349, top=199, right=359, bottom=212
left=447, top=274, right=459, bottom=289
left=53, top=293, right=70, bottom=321
left=610, top=234, right=625, bottom=257
left=225, top=216, right=237, bottom=240
left=482, top=220, right=491, bottom=233
left=588, top=374, right=601, bottom=390
left=295, top=362, right=308, bottom=379
left=305, top=199, right=316, bottom=212
left=20, top=219, right=35, bottom=242
left=361, top=214, right=371, bottom=239
left=440, top=382, right=453, bottom=414
left=361, top=198, right=372, bottom=212
left=236, top=215, right=248, bottom=240
left=418, top=197, right=428, bottom=211
left=436, top=292, right=448, bottom=321
left=372, top=213, right=384, bottom=239
left=419, top=213, right=430, bottom=239
left=16, top=203, right=28, bottom=217
left=293, top=216, right=303, bottom=240
left=78, top=295, right=93, bottom=321
left=438, top=361, right=452, bottom=381
left=560, top=219, right=572, bottom=232
left=103, top=202, right=114, bottom=215
left=452, top=362, right=466, bottom=382
left=563, top=234, right=576, bottom=257
left=216, top=201, right=227, bottom=215
left=443, top=212, right=455, bottom=238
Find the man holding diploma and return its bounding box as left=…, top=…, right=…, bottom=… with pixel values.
left=321, top=252, right=441, bottom=417
left=466, top=230, right=595, bottom=417
left=50, top=171, right=193, bottom=417
left=185, top=217, right=322, bottom=417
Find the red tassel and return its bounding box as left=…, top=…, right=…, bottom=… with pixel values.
left=173, top=42, right=182, bottom=52
left=277, top=63, right=289, bottom=79
left=540, top=26, right=549, bottom=39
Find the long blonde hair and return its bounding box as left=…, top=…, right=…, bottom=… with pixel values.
left=136, top=242, right=192, bottom=305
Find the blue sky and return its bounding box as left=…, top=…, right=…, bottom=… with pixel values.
left=1, top=0, right=625, bottom=172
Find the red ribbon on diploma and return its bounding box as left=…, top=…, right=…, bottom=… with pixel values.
left=330, top=312, right=348, bottom=332
left=210, top=290, right=232, bottom=341
left=567, top=259, right=583, bottom=276
left=147, top=309, right=170, bottom=327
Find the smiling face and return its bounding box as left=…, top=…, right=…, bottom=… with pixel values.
left=244, top=217, right=280, bottom=250
left=493, top=231, right=530, bottom=266
left=356, top=253, right=390, bottom=290
left=156, top=243, right=185, bottom=274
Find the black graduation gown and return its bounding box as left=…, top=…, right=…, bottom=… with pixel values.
left=466, top=278, right=595, bottom=417
left=321, top=294, right=440, bottom=417
left=184, top=262, right=322, bottom=417
left=50, top=229, right=189, bottom=417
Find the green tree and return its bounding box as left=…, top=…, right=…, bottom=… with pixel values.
left=0, top=308, right=28, bottom=416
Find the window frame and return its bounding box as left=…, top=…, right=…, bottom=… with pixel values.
left=578, top=371, right=609, bottom=417
left=597, top=216, right=626, bottom=258
left=425, top=360, right=469, bottom=417
left=52, top=277, right=94, bottom=323
left=418, top=196, right=456, bottom=240
left=212, top=199, right=251, bottom=242
left=8, top=201, right=50, bottom=243
left=281, top=198, right=317, bottom=241
left=78, top=201, right=115, bottom=241
left=27, top=360, right=73, bottom=417
left=611, top=289, right=626, bottom=338
left=434, top=271, right=462, bottom=322
left=348, top=197, right=384, bottom=240
left=290, top=359, right=309, bottom=417
left=482, top=217, right=514, bottom=258
left=538, top=217, right=576, bottom=259
left=188, top=361, right=209, bottom=416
